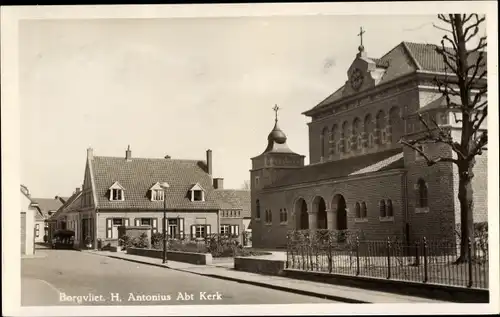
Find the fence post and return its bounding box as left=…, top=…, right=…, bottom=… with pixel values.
left=423, top=237, right=428, bottom=283
left=387, top=237, right=391, bottom=279
left=414, top=240, right=420, bottom=266
left=467, top=237, right=473, bottom=288
left=356, top=236, right=360, bottom=276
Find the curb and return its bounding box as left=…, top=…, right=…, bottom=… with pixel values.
left=89, top=252, right=369, bottom=303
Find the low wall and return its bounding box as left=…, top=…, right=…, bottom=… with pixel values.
left=234, top=257, right=285, bottom=275
left=282, top=269, right=489, bottom=303
left=127, top=247, right=212, bottom=265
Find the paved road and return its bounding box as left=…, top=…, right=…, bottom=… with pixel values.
left=21, top=249, right=334, bottom=306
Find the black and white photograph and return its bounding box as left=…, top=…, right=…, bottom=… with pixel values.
left=1, top=2, right=498, bottom=316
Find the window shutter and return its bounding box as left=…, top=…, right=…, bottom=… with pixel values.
left=135, top=218, right=140, bottom=226
left=152, top=218, right=158, bottom=233
left=190, top=225, right=195, bottom=240
left=124, top=218, right=129, bottom=227
left=106, top=218, right=112, bottom=239
left=206, top=225, right=211, bottom=237
left=179, top=218, right=184, bottom=239
left=230, top=225, right=235, bottom=236
left=235, top=225, right=239, bottom=237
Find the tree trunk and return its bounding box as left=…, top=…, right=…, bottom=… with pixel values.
left=456, top=161, right=475, bottom=263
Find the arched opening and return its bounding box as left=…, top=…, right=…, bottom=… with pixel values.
left=330, top=124, right=338, bottom=157
left=364, top=113, right=373, bottom=148
left=388, top=106, right=401, bottom=144
left=341, top=121, right=349, bottom=153
left=332, top=194, right=347, bottom=230
left=294, top=198, right=309, bottom=230
left=376, top=110, right=385, bottom=145
left=313, top=196, right=327, bottom=229
left=352, top=117, right=360, bottom=151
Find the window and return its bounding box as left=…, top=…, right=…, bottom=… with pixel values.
left=386, top=199, right=394, bottom=217
left=330, top=125, right=338, bottom=156
left=141, top=218, right=151, bottom=226
left=355, top=202, right=361, bottom=218
left=320, top=128, right=328, bottom=160
left=416, top=178, right=429, bottom=208
left=191, top=224, right=210, bottom=239
left=166, top=218, right=184, bottom=239
left=35, top=224, right=40, bottom=237
left=220, top=224, right=239, bottom=237
left=364, top=114, right=373, bottom=148
left=379, top=200, right=386, bottom=217
left=265, top=209, right=273, bottom=224
left=193, top=190, right=203, bottom=201
left=111, top=188, right=123, bottom=201
left=352, top=118, right=360, bottom=151
left=280, top=208, right=288, bottom=223
left=361, top=202, right=367, bottom=218
left=375, top=110, right=385, bottom=145
left=341, top=121, right=349, bottom=153
left=152, top=189, right=164, bottom=201
left=255, top=176, right=260, bottom=186
left=256, top=200, right=261, bottom=219
left=106, top=218, right=130, bottom=239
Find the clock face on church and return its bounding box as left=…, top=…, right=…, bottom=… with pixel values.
left=350, top=68, right=363, bottom=90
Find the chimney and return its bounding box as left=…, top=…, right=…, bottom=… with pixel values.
left=87, top=147, right=94, bottom=160
left=125, top=145, right=132, bottom=160
left=75, top=187, right=81, bottom=194
left=164, top=155, right=171, bottom=159
left=213, top=178, right=224, bottom=190
left=206, top=149, right=212, bottom=176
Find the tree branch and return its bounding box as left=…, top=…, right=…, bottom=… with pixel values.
left=469, top=130, right=488, bottom=158
left=400, top=138, right=458, bottom=166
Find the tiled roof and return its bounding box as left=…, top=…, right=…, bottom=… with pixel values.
left=30, top=198, right=64, bottom=218
left=403, top=42, right=487, bottom=74
left=309, top=41, right=486, bottom=112
left=91, top=156, right=221, bottom=210
left=265, top=148, right=404, bottom=189
left=48, top=191, right=81, bottom=221
left=214, top=189, right=251, bottom=217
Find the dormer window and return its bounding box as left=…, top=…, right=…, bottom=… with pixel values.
left=149, top=182, right=166, bottom=201
left=109, top=181, right=125, bottom=201
left=189, top=183, right=205, bottom=202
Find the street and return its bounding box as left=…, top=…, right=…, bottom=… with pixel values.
left=21, top=248, right=334, bottom=306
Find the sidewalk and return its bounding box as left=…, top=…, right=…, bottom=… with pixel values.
left=86, top=250, right=448, bottom=303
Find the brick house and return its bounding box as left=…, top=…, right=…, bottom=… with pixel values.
left=51, top=147, right=249, bottom=248
left=29, top=197, right=65, bottom=242
left=250, top=42, right=487, bottom=249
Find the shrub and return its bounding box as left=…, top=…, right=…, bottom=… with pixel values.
left=151, top=232, right=164, bottom=250
left=118, top=234, right=131, bottom=250
left=43, top=235, right=48, bottom=243
left=133, top=232, right=150, bottom=249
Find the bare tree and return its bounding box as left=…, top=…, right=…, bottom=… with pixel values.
left=400, top=14, right=487, bottom=263
left=241, top=180, right=251, bottom=190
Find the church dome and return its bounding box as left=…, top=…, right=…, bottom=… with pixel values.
left=267, top=122, right=287, bottom=144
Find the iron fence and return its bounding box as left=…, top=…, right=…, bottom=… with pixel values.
left=286, top=229, right=489, bottom=289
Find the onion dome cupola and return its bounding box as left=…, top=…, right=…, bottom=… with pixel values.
left=263, top=105, right=295, bottom=154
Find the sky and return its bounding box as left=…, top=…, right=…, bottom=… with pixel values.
left=20, top=14, right=451, bottom=197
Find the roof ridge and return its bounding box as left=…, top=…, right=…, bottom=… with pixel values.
left=94, top=155, right=203, bottom=162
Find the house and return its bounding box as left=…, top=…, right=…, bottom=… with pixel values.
left=212, top=185, right=251, bottom=245
left=46, top=190, right=81, bottom=242
left=20, top=185, right=38, bottom=255
left=29, top=197, right=65, bottom=242
left=51, top=147, right=249, bottom=249
left=250, top=41, right=487, bottom=248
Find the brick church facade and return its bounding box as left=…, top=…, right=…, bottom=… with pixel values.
left=250, top=41, right=487, bottom=249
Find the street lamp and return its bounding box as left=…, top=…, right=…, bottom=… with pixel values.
left=159, top=182, right=170, bottom=264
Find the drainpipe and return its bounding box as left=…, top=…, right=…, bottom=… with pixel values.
left=402, top=172, right=410, bottom=245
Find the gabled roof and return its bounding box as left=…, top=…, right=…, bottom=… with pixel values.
left=265, top=148, right=405, bottom=189
left=48, top=191, right=82, bottom=221
left=30, top=197, right=65, bottom=218
left=108, top=181, right=125, bottom=190
left=309, top=41, right=487, bottom=112
left=213, top=189, right=251, bottom=217
left=91, top=156, right=221, bottom=210
left=189, top=183, right=205, bottom=192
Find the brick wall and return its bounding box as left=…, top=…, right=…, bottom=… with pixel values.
left=252, top=171, right=406, bottom=249
left=308, top=84, right=420, bottom=164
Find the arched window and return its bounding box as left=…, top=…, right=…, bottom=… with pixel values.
left=379, top=199, right=386, bottom=217
left=283, top=208, right=287, bottom=223
left=330, top=125, right=338, bottom=156
left=341, top=121, right=349, bottom=153
left=376, top=110, right=385, bottom=145
left=280, top=208, right=288, bottom=223
left=386, top=199, right=393, bottom=217
left=352, top=117, right=360, bottom=151
left=256, top=200, right=261, bottom=219
left=320, top=128, right=328, bottom=160
left=417, top=178, right=428, bottom=208
left=361, top=202, right=367, bottom=218
left=355, top=202, right=361, bottom=218
left=268, top=209, right=273, bottom=223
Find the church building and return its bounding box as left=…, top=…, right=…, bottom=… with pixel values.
left=250, top=38, right=487, bottom=248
